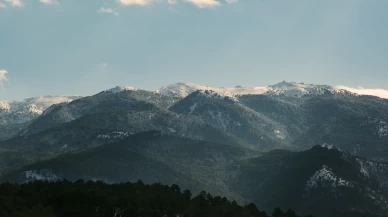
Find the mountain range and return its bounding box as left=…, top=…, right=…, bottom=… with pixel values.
left=1, top=81, right=388, bottom=217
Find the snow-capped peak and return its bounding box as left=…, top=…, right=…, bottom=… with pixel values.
left=154, top=82, right=268, bottom=98
left=266, top=81, right=343, bottom=97
left=1, top=96, right=80, bottom=115
left=154, top=82, right=210, bottom=98
left=0, top=96, right=81, bottom=124
left=106, top=86, right=137, bottom=93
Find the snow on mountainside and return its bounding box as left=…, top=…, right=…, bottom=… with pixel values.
left=0, top=96, right=81, bottom=140
left=305, top=165, right=353, bottom=189
left=0, top=96, right=80, bottom=117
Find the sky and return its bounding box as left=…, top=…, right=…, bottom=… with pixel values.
left=1, top=0, right=388, bottom=100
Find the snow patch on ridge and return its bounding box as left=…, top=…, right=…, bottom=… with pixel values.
left=356, top=158, right=370, bottom=178
left=25, top=170, right=58, bottom=182
left=0, top=101, right=10, bottom=111
left=97, top=131, right=132, bottom=140
left=321, top=144, right=335, bottom=150
left=107, top=86, right=137, bottom=93
left=189, top=102, right=198, bottom=115
left=274, top=129, right=286, bottom=140
left=26, top=104, right=44, bottom=114
left=320, top=144, right=343, bottom=152
left=361, top=118, right=388, bottom=138
left=306, top=165, right=353, bottom=189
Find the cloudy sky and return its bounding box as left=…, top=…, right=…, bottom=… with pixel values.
left=1, top=0, right=388, bottom=100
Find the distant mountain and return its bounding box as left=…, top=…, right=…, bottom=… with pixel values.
left=3, top=132, right=388, bottom=217
left=23, top=89, right=177, bottom=135
left=0, top=96, right=81, bottom=141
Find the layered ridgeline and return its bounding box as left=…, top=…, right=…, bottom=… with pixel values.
left=2, top=81, right=387, bottom=161
left=0, top=96, right=81, bottom=141
left=2, top=132, right=388, bottom=217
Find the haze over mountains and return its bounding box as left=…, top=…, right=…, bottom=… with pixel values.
left=1, top=81, right=388, bottom=217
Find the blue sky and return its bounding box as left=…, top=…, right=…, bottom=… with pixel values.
left=1, top=0, right=388, bottom=100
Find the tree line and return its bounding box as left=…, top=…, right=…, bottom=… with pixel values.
left=0, top=179, right=313, bottom=217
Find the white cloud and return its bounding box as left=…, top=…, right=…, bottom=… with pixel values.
left=5, top=0, right=23, bottom=7
left=184, top=0, right=220, bottom=8
left=40, top=0, right=58, bottom=5
left=119, top=0, right=153, bottom=6
left=98, top=7, right=119, bottom=15
left=0, top=2, right=7, bottom=8
left=118, top=0, right=223, bottom=7
left=225, top=0, right=237, bottom=3
left=336, top=85, right=388, bottom=99
left=0, top=69, right=8, bottom=88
